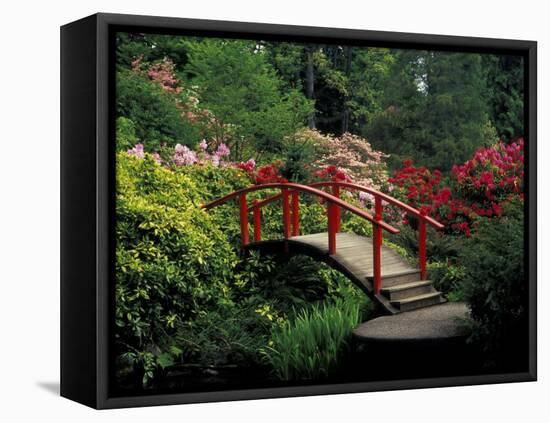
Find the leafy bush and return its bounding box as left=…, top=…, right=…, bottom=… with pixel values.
left=460, top=199, right=526, bottom=369
left=116, top=117, right=139, bottom=151
left=115, top=152, right=241, bottom=384
left=427, top=262, right=466, bottom=300
left=184, top=39, right=314, bottom=158
left=262, top=299, right=362, bottom=381
left=388, top=224, right=462, bottom=263
left=173, top=302, right=274, bottom=368
left=116, top=68, right=201, bottom=150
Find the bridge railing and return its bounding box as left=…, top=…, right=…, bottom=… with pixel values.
left=202, top=182, right=401, bottom=295
left=248, top=182, right=444, bottom=289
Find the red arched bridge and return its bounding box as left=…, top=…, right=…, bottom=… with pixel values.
left=203, top=182, right=445, bottom=314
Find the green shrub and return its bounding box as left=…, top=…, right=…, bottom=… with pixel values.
left=115, top=153, right=241, bottom=384
left=461, top=200, right=526, bottom=369
left=262, top=299, right=362, bottom=381
left=427, top=261, right=466, bottom=300
left=116, top=116, right=139, bottom=151
left=173, top=301, right=274, bottom=368
left=388, top=223, right=462, bottom=263
left=116, top=68, right=201, bottom=150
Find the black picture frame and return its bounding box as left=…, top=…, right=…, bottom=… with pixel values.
left=60, top=12, right=537, bottom=409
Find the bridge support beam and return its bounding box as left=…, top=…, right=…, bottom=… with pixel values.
left=282, top=188, right=291, bottom=239
left=253, top=200, right=261, bottom=242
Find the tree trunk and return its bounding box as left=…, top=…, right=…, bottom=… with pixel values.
left=341, top=46, right=353, bottom=133
left=306, top=47, right=316, bottom=129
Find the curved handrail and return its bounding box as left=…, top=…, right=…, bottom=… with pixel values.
left=202, top=182, right=399, bottom=234
left=249, top=181, right=444, bottom=230
left=310, top=182, right=444, bottom=230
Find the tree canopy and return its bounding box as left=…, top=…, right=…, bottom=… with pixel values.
left=115, top=32, right=524, bottom=172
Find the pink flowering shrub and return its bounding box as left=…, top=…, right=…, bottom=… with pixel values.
left=310, top=130, right=390, bottom=190
left=130, top=57, right=232, bottom=149
left=173, top=144, right=198, bottom=166
left=145, top=59, right=182, bottom=94
left=127, top=143, right=145, bottom=159
left=126, top=141, right=258, bottom=175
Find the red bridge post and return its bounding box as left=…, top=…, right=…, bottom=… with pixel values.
left=253, top=200, right=261, bottom=242
left=282, top=187, right=291, bottom=239
left=332, top=185, right=341, bottom=233
left=239, top=193, right=249, bottom=246
left=291, top=191, right=300, bottom=236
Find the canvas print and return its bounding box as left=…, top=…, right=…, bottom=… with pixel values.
left=112, top=31, right=527, bottom=395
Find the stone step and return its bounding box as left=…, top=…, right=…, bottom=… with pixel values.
left=380, top=280, right=435, bottom=301
left=391, top=292, right=445, bottom=312
left=367, top=269, right=422, bottom=287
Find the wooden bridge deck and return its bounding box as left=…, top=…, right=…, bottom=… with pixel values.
left=245, top=232, right=447, bottom=314
left=290, top=232, right=413, bottom=279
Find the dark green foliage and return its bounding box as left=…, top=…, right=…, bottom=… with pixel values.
left=184, top=39, right=314, bottom=159
left=116, top=32, right=192, bottom=69
left=116, top=69, right=201, bottom=150
left=280, top=137, right=316, bottom=182
left=483, top=54, right=524, bottom=141
left=388, top=224, right=462, bottom=263
left=116, top=117, right=139, bottom=151
left=365, top=50, right=495, bottom=171
left=460, top=201, right=526, bottom=369
left=173, top=303, right=272, bottom=368
left=427, top=262, right=466, bottom=300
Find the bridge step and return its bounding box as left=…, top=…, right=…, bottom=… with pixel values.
left=246, top=232, right=447, bottom=315
left=367, top=269, right=422, bottom=287
left=380, top=280, right=435, bottom=301
left=390, top=292, right=446, bottom=312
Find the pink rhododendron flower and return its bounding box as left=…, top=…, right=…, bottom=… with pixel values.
left=210, top=154, right=220, bottom=167
left=173, top=144, right=198, bottom=166
left=215, top=143, right=230, bottom=157
left=127, top=143, right=145, bottom=158
left=199, top=139, right=208, bottom=151
left=151, top=152, right=162, bottom=164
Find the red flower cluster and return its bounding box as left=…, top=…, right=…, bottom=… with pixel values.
left=313, top=165, right=351, bottom=183
left=235, top=158, right=256, bottom=174
left=389, top=161, right=442, bottom=207
left=452, top=138, right=524, bottom=203
left=389, top=139, right=524, bottom=236
left=254, top=163, right=288, bottom=185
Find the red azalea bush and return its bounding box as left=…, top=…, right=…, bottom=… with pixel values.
left=253, top=162, right=288, bottom=184
left=389, top=139, right=524, bottom=236
left=313, top=165, right=351, bottom=183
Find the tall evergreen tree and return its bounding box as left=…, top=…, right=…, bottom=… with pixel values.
left=482, top=54, right=524, bottom=141
left=365, top=50, right=495, bottom=171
